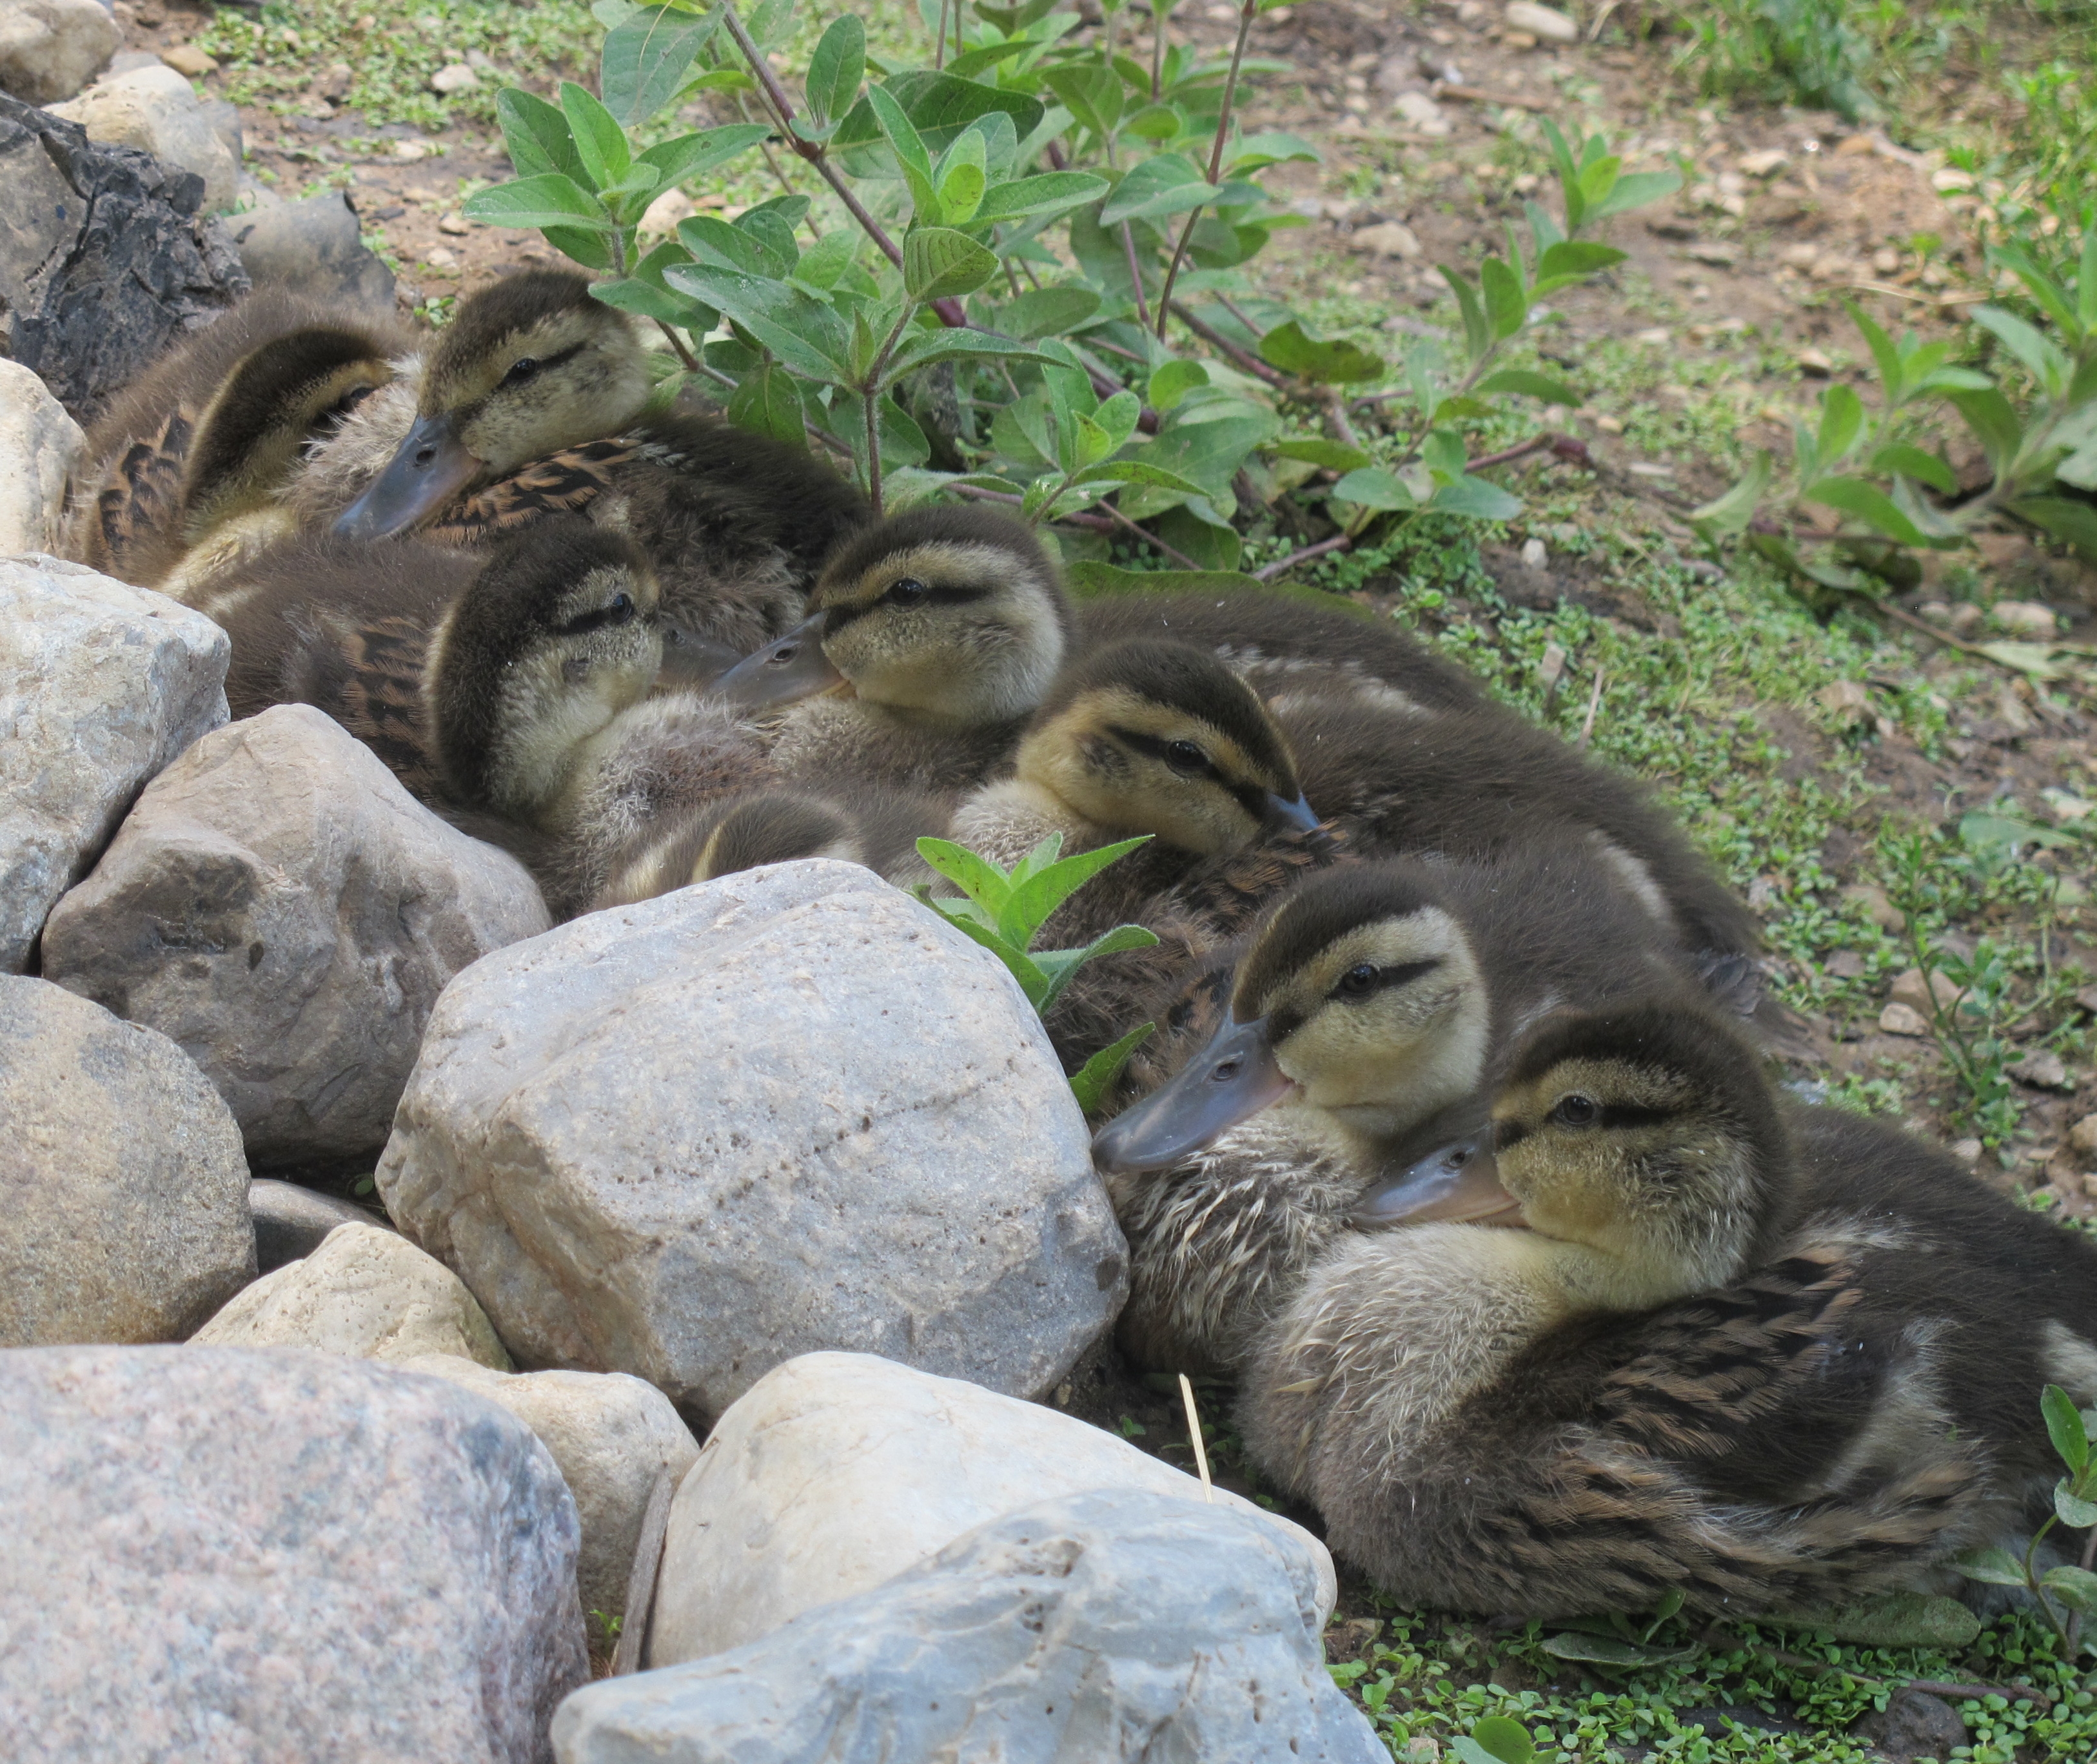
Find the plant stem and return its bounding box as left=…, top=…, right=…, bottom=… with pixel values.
left=863, top=389, right=883, bottom=514
left=1150, top=0, right=1167, bottom=99
left=1154, top=0, right=1256, bottom=337
left=1121, top=222, right=1154, bottom=330
left=653, top=319, right=700, bottom=373
left=1168, top=300, right=1290, bottom=386
left=1254, top=533, right=1351, bottom=580
left=1323, top=387, right=1362, bottom=450
left=935, top=0, right=950, bottom=69
left=1099, top=497, right=1203, bottom=567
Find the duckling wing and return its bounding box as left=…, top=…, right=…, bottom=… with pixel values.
left=281, top=607, right=441, bottom=799
left=424, top=438, right=639, bottom=544
left=77, top=413, right=193, bottom=583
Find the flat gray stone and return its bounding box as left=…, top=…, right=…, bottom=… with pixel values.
left=0, top=1344, right=587, bottom=1762
left=248, top=1177, right=386, bottom=1272
left=44, top=705, right=551, bottom=1168
left=377, top=860, right=1125, bottom=1420
left=0, top=555, right=227, bottom=972
left=50, top=63, right=239, bottom=213
left=229, top=191, right=394, bottom=311
left=0, top=358, right=86, bottom=553
left=0, top=975, right=252, bottom=1347
left=0, top=0, right=118, bottom=103
left=551, top=1488, right=1384, bottom=1764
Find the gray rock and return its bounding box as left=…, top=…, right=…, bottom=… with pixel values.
left=650, top=1351, right=1336, bottom=1665
left=249, top=1177, right=386, bottom=1271
left=400, top=1355, right=702, bottom=1634
left=44, top=705, right=551, bottom=1168
left=0, top=0, right=118, bottom=103
left=0, top=555, right=227, bottom=972
left=191, top=1220, right=512, bottom=1368
left=1853, top=1687, right=1967, bottom=1763
left=199, top=94, right=239, bottom=162
left=552, top=1489, right=1385, bottom=1764
left=0, top=357, right=85, bottom=553
left=0, top=975, right=253, bottom=1346
left=0, top=92, right=248, bottom=418
left=50, top=63, right=239, bottom=213
left=230, top=190, right=395, bottom=311
left=378, top=861, right=1125, bottom=1419
left=0, top=1344, right=587, bottom=1761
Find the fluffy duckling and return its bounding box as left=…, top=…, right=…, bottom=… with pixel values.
left=68, top=291, right=410, bottom=590
left=591, top=784, right=944, bottom=908
left=213, top=520, right=663, bottom=821
left=1092, top=849, right=1719, bottom=1376
left=1240, top=999, right=2097, bottom=1620
left=328, top=270, right=871, bottom=672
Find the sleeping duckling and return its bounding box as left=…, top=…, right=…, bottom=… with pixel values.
left=68, top=291, right=409, bottom=589
left=1092, top=850, right=1717, bottom=1376
left=327, top=269, right=871, bottom=672
left=1240, top=999, right=2097, bottom=1620
left=213, top=520, right=663, bottom=822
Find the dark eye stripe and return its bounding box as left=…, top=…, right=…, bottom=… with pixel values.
left=1324, top=956, right=1439, bottom=1002
left=558, top=597, right=636, bottom=637
left=515, top=340, right=586, bottom=380
left=1595, top=1102, right=1671, bottom=1131
left=927, top=583, right=989, bottom=605
left=1111, top=725, right=1214, bottom=777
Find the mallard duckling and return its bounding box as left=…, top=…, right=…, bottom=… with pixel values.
left=328, top=269, right=871, bottom=672
left=1239, top=999, right=2097, bottom=1620
left=591, top=784, right=945, bottom=908
left=1091, top=849, right=1733, bottom=1376
left=68, top=291, right=410, bottom=589
left=213, top=520, right=663, bottom=820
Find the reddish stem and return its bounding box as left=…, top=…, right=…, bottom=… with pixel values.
left=1254, top=533, right=1352, bottom=580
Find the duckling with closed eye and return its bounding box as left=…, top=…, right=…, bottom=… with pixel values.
left=1093, top=848, right=1718, bottom=1376
left=326, top=269, right=871, bottom=677
left=68, top=291, right=410, bottom=591
left=1239, top=997, right=2097, bottom=1620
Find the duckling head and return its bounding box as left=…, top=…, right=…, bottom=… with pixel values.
left=1355, top=999, right=1793, bottom=1309
left=335, top=270, right=650, bottom=539
left=1013, top=640, right=1317, bottom=855
left=428, top=518, right=662, bottom=822
left=710, top=506, right=1070, bottom=724
left=181, top=326, right=401, bottom=543
left=1092, top=862, right=1487, bottom=1172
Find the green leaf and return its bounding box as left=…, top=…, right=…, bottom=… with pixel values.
left=2056, top=1480, right=2097, bottom=1530
left=726, top=361, right=808, bottom=450
left=991, top=286, right=1102, bottom=340
left=1257, top=319, right=1384, bottom=384
left=884, top=328, right=1064, bottom=378
left=661, top=262, right=852, bottom=382
left=463, top=173, right=616, bottom=234
left=1099, top=153, right=1223, bottom=226
left=1951, top=387, right=2023, bottom=469
left=2011, top=495, right=2097, bottom=562
left=1689, top=449, right=1774, bottom=540
left=1802, top=476, right=1929, bottom=547
left=1330, top=466, right=1416, bottom=512
left=1589, top=167, right=1682, bottom=219
left=1039, top=64, right=1123, bottom=140
left=1539, top=1632, right=1697, bottom=1668
left=1973, top=303, right=2071, bottom=397
left=2042, top=1563, right=2097, bottom=1615
left=1032, top=921, right=1162, bottom=1012
left=1429, top=475, right=1524, bottom=521
left=1227, top=128, right=1320, bottom=171
left=1068, top=1023, right=1156, bottom=1115
left=1777, top=1593, right=1982, bottom=1649
left=903, top=227, right=1001, bottom=302
left=2046, top=1384, right=2091, bottom=1475
left=1479, top=256, right=1526, bottom=340
left=1118, top=405, right=1279, bottom=520
left=1274, top=437, right=1370, bottom=470
left=1974, top=641, right=2072, bottom=680
left=789, top=226, right=859, bottom=293
left=1005, top=837, right=1154, bottom=943
left=636, top=122, right=770, bottom=190
left=1536, top=239, right=1626, bottom=281
left=589, top=256, right=713, bottom=328
left=1847, top=300, right=1904, bottom=402
left=934, top=129, right=987, bottom=226
left=561, top=81, right=632, bottom=190
left=867, top=83, right=941, bottom=221
left=972, top=171, right=1110, bottom=228
left=1816, top=383, right=1865, bottom=464
left=1148, top=358, right=1208, bottom=411
left=914, top=836, right=1015, bottom=915
left=600, top=4, right=720, bottom=128
left=1475, top=369, right=1580, bottom=406
left=1869, top=444, right=1958, bottom=494
left=1993, top=244, right=2081, bottom=337
left=805, top=15, right=865, bottom=125
left=1441, top=268, right=1490, bottom=363
left=1457, top=1716, right=1535, bottom=1764
left=679, top=213, right=787, bottom=277
left=1092, top=389, right=1142, bottom=453
left=498, top=88, right=586, bottom=184
left=1954, top=1545, right=2031, bottom=1587
left=836, top=71, right=1045, bottom=157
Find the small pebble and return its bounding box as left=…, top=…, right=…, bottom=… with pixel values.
left=430, top=63, right=479, bottom=95
left=159, top=44, right=217, bottom=77
left=1878, top=1002, right=1931, bottom=1037
left=1992, top=600, right=2058, bottom=640
left=438, top=212, right=470, bottom=236
left=1520, top=537, right=1547, bottom=570
left=1797, top=346, right=1835, bottom=376
left=1951, top=1137, right=1983, bottom=1164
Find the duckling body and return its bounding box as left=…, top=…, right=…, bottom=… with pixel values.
left=68, top=291, right=410, bottom=591
left=1239, top=1001, right=2097, bottom=1619
left=329, top=271, right=870, bottom=674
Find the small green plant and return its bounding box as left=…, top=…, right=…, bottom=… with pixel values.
left=912, top=832, right=1159, bottom=1108
left=1451, top=1713, right=1539, bottom=1764
left=589, top=1607, right=625, bottom=1642
left=1677, top=0, right=1877, bottom=122
left=1956, top=1384, right=2097, bottom=1652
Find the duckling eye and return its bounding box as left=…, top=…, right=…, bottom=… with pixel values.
left=500, top=357, right=543, bottom=387
left=1335, top=962, right=1380, bottom=999
left=886, top=577, right=929, bottom=607
left=1553, top=1093, right=1598, bottom=1127
left=1164, top=740, right=1208, bottom=778
left=605, top=593, right=635, bottom=625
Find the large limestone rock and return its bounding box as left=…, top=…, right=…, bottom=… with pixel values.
left=0, top=976, right=253, bottom=1347
left=402, top=1355, right=702, bottom=1632
left=50, top=62, right=240, bottom=214
left=191, top=1221, right=511, bottom=1368
left=553, top=1489, right=1384, bottom=1764
left=0, top=556, right=227, bottom=972
left=378, top=861, right=1125, bottom=1418
left=0, top=358, right=86, bottom=552
left=0, top=0, right=117, bottom=103
left=0, top=1344, right=587, bottom=1762
left=44, top=705, right=551, bottom=1167
left=0, top=93, right=248, bottom=416
left=649, top=1351, right=1336, bottom=1665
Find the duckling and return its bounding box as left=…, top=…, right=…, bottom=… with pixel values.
left=1092, top=848, right=1715, bottom=1376
left=327, top=269, right=872, bottom=672
left=591, top=784, right=945, bottom=908
left=67, top=291, right=410, bottom=590
left=212, top=520, right=663, bottom=821
left=1239, top=998, right=2097, bottom=1620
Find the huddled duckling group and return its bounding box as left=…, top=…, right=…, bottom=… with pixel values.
left=75, top=273, right=2097, bottom=1628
